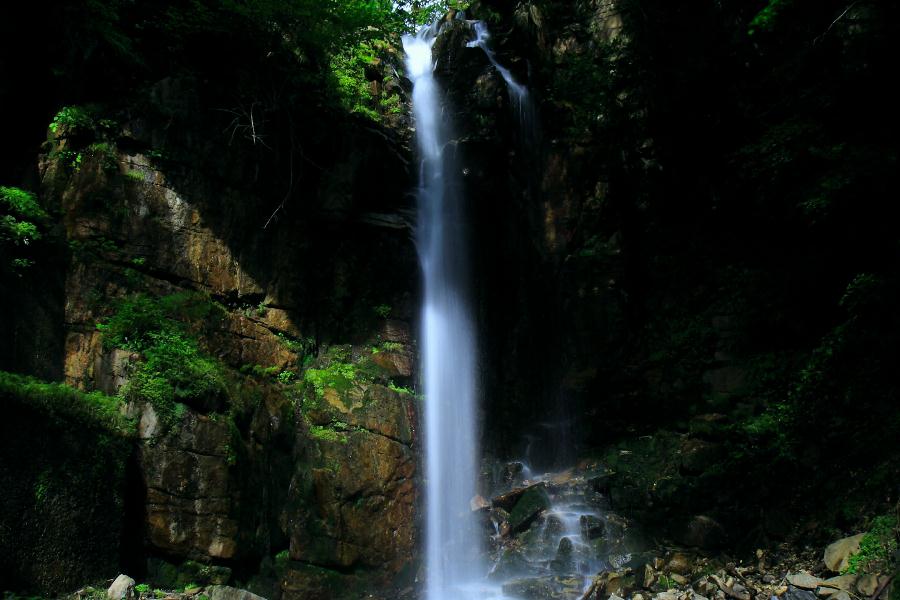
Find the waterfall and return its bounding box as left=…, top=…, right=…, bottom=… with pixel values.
left=403, top=24, right=483, bottom=600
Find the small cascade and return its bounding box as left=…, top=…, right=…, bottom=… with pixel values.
left=467, top=21, right=538, bottom=143
left=481, top=462, right=618, bottom=600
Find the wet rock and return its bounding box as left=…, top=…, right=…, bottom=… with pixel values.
left=551, top=537, right=574, bottom=573
left=787, top=573, right=823, bottom=590
left=471, top=494, right=490, bottom=511
left=508, top=484, right=551, bottom=533
left=489, top=547, right=530, bottom=581
left=583, top=570, right=635, bottom=599
left=502, top=461, right=526, bottom=485
left=823, top=534, right=865, bottom=573
left=208, top=585, right=266, bottom=600
left=494, top=486, right=530, bottom=511
left=502, top=577, right=555, bottom=600
left=580, top=515, right=605, bottom=540
left=107, top=574, right=136, bottom=600
left=783, top=586, right=818, bottom=600
left=678, top=515, right=727, bottom=550
left=544, top=514, right=565, bottom=542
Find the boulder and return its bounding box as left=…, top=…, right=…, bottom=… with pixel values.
left=783, top=586, right=818, bottom=600
left=501, top=577, right=555, bottom=600
left=637, top=563, right=658, bottom=589
left=679, top=515, right=727, bottom=550
left=585, top=570, right=635, bottom=599
left=507, top=485, right=551, bottom=533
left=817, top=575, right=857, bottom=597
left=667, top=552, right=695, bottom=575
left=551, top=537, right=574, bottom=572
left=856, top=574, right=885, bottom=597
left=208, top=585, right=267, bottom=600
left=823, top=534, right=865, bottom=573
left=581, top=515, right=605, bottom=540
left=787, top=573, right=823, bottom=590
left=107, top=574, right=135, bottom=600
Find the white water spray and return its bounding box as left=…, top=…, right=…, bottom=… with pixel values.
left=467, top=21, right=536, bottom=137
left=403, top=24, right=484, bottom=600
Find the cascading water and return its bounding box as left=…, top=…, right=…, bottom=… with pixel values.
left=403, top=23, right=483, bottom=600
left=467, top=21, right=537, bottom=143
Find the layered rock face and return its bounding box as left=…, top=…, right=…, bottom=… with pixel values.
left=20, top=71, right=420, bottom=597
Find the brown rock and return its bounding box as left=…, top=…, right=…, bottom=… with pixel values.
left=787, top=573, right=823, bottom=590
left=824, top=534, right=865, bottom=573
left=668, top=552, right=695, bottom=575
left=371, top=350, right=413, bottom=377
left=141, top=411, right=238, bottom=560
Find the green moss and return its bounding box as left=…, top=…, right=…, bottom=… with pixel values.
left=0, top=370, right=134, bottom=435
left=309, top=424, right=348, bottom=444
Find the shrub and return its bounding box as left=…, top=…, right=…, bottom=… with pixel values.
left=97, top=293, right=227, bottom=426
left=845, top=513, right=899, bottom=575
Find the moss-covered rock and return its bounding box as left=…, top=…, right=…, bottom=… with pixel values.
left=0, top=372, right=136, bottom=595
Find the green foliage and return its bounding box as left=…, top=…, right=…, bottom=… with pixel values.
left=97, top=292, right=227, bottom=427
left=276, top=332, right=315, bottom=356
left=240, top=364, right=280, bottom=378
left=0, top=370, right=134, bottom=435
left=135, top=584, right=150, bottom=594
left=0, top=186, right=49, bottom=274
left=388, top=382, right=414, bottom=395
left=373, top=303, right=391, bottom=318
left=301, top=342, right=396, bottom=404
left=49, top=105, right=94, bottom=134
left=330, top=42, right=380, bottom=120
left=277, top=370, right=297, bottom=384
left=749, top=0, right=795, bottom=35
left=844, top=513, right=899, bottom=574
left=87, top=141, right=119, bottom=170
left=304, top=360, right=357, bottom=397
left=402, top=0, right=468, bottom=27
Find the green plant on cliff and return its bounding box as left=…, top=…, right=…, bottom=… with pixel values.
left=304, top=359, right=357, bottom=397
left=48, top=105, right=94, bottom=134
left=0, top=186, right=49, bottom=273
left=97, top=293, right=227, bottom=426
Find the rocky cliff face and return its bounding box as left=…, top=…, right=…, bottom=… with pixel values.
left=4, top=64, right=421, bottom=597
